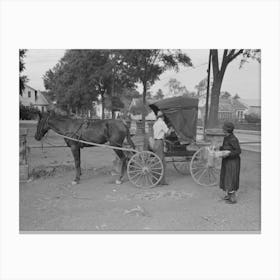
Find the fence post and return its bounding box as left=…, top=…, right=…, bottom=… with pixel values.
left=20, top=128, right=29, bottom=181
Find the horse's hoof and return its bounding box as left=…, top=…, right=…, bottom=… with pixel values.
left=115, top=179, right=122, bottom=185
left=72, top=181, right=79, bottom=185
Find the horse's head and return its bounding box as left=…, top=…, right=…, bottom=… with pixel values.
left=35, top=111, right=51, bottom=141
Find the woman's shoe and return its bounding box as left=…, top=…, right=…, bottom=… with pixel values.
left=223, top=194, right=230, bottom=200
left=226, top=192, right=237, bottom=204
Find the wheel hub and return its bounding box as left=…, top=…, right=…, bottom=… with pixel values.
left=142, top=166, right=149, bottom=173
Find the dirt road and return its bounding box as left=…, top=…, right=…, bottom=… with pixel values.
left=20, top=123, right=261, bottom=232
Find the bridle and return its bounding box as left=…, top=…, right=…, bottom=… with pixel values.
left=38, top=114, right=50, bottom=138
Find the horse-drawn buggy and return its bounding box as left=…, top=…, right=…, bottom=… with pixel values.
left=35, top=96, right=223, bottom=188
left=127, top=96, right=222, bottom=188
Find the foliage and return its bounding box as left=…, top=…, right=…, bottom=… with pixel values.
left=154, top=89, right=164, bottom=100
left=129, top=100, right=150, bottom=116
left=233, top=93, right=240, bottom=99
left=244, top=113, right=261, bottom=123
left=165, top=78, right=189, bottom=96
left=19, top=49, right=28, bottom=94
left=195, top=77, right=208, bottom=97
left=20, top=103, right=40, bottom=120
left=220, top=91, right=231, bottom=98
left=165, top=78, right=197, bottom=98
left=122, top=50, right=192, bottom=137
left=43, top=50, right=137, bottom=115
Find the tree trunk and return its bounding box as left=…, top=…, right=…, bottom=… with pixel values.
left=101, top=93, right=105, bottom=120
left=208, top=78, right=222, bottom=128
left=142, top=82, right=148, bottom=149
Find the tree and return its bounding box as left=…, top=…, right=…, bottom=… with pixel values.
left=245, top=113, right=261, bottom=123
left=19, top=49, right=28, bottom=94
left=165, top=78, right=190, bottom=96
left=123, top=50, right=192, bottom=138
left=154, top=89, right=164, bottom=100
left=221, top=91, right=231, bottom=99
left=233, top=93, right=240, bottom=99
left=43, top=50, right=136, bottom=118
left=195, top=77, right=208, bottom=98
left=208, top=49, right=261, bottom=128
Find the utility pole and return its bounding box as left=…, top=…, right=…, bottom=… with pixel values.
left=203, top=49, right=212, bottom=139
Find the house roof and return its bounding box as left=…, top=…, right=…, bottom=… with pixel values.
left=24, top=84, right=38, bottom=92
left=231, top=98, right=248, bottom=110
left=199, top=96, right=248, bottom=112
left=218, top=97, right=247, bottom=112
left=219, top=102, right=234, bottom=112
left=35, top=92, right=49, bottom=106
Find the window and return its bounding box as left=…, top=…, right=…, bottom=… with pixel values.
left=237, top=110, right=244, bottom=119
left=28, top=91, right=31, bottom=98
left=35, top=91, right=38, bottom=101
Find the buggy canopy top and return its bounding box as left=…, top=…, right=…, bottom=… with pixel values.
left=149, top=96, right=199, bottom=142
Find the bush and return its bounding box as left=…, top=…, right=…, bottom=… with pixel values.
left=244, top=113, right=261, bottom=123
left=20, top=104, right=40, bottom=120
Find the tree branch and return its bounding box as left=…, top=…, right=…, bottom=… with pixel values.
left=228, top=49, right=244, bottom=63
left=220, top=49, right=229, bottom=78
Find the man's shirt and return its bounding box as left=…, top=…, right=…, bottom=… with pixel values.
left=153, top=118, right=168, bottom=139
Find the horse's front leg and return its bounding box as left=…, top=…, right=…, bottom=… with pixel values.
left=114, top=150, right=127, bottom=185
left=70, top=144, right=81, bottom=184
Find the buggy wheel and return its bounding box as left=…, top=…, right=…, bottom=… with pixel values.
left=127, top=151, right=163, bottom=188
left=190, top=147, right=221, bottom=186
left=172, top=158, right=191, bottom=175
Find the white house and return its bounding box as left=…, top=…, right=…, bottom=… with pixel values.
left=20, top=85, right=49, bottom=112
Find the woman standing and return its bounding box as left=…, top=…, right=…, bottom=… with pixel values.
left=219, top=122, right=241, bottom=204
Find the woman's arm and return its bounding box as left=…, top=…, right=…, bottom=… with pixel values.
left=226, top=137, right=241, bottom=158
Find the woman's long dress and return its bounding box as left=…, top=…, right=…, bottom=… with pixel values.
left=219, top=133, right=241, bottom=192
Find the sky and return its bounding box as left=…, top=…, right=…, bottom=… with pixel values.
left=23, top=49, right=261, bottom=100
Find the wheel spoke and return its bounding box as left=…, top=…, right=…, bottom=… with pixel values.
left=193, top=167, right=205, bottom=179
left=146, top=173, right=154, bottom=185
left=129, top=171, right=143, bottom=181
left=191, top=165, right=206, bottom=171
left=192, top=167, right=205, bottom=177
left=149, top=161, right=162, bottom=168
left=150, top=172, right=161, bottom=182
left=130, top=160, right=144, bottom=169
left=150, top=170, right=163, bottom=176
left=134, top=176, right=143, bottom=186
left=197, top=168, right=207, bottom=182
left=143, top=173, right=149, bottom=187
left=129, top=169, right=143, bottom=174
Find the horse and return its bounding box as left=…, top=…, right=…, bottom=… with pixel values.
left=34, top=110, right=135, bottom=185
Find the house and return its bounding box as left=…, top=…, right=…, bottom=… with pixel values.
left=20, top=85, right=49, bottom=112
left=218, top=96, right=248, bottom=121
left=198, top=95, right=248, bottom=123
left=240, top=99, right=261, bottom=117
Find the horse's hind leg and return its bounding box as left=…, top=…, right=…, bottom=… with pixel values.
left=70, top=144, right=81, bottom=184
left=113, top=149, right=127, bottom=184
